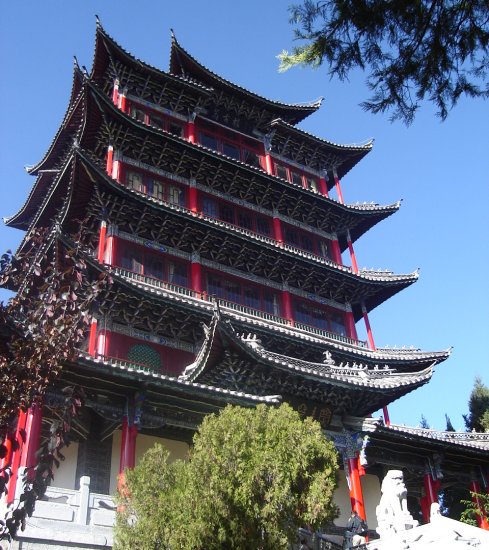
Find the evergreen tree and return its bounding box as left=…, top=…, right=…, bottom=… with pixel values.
left=464, top=377, right=489, bottom=432
left=279, top=1, right=489, bottom=124
left=445, top=413, right=455, bottom=432
left=419, top=414, right=430, bottom=429
left=115, top=403, right=339, bottom=550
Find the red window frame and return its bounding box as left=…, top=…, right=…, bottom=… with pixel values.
left=196, top=119, right=264, bottom=169
left=205, top=270, right=280, bottom=315
left=118, top=240, right=189, bottom=288
left=122, top=166, right=186, bottom=207
left=273, top=161, right=319, bottom=192
left=127, top=100, right=185, bottom=138
left=200, top=194, right=271, bottom=236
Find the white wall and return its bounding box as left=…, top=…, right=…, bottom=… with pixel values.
left=334, top=471, right=381, bottom=529
left=52, top=442, right=79, bottom=490
left=109, top=431, right=189, bottom=495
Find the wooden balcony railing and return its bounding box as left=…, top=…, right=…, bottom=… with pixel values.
left=114, top=267, right=368, bottom=349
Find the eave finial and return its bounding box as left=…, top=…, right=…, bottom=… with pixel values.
left=73, top=56, right=80, bottom=70
left=95, top=14, right=102, bottom=29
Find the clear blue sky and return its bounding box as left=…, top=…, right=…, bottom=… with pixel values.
left=1, top=1, right=487, bottom=431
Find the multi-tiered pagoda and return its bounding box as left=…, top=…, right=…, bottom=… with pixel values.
left=4, top=20, right=489, bottom=548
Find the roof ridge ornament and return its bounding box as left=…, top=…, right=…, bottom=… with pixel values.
left=322, top=350, right=336, bottom=366
left=241, top=332, right=264, bottom=351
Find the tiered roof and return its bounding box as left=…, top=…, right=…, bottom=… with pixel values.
left=6, top=22, right=452, bottom=417
left=268, top=118, right=373, bottom=180
left=177, top=311, right=447, bottom=416
left=350, top=417, right=489, bottom=483
left=169, top=33, right=322, bottom=131
left=23, top=144, right=417, bottom=325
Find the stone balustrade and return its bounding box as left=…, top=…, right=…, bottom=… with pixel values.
left=11, top=471, right=115, bottom=549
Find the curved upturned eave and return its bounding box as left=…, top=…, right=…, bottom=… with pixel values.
left=90, top=20, right=214, bottom=98
left=60, top=230, right=445, bottom=368
left=26, top=65, right=86, bottom=177
left=364, top=423, right=489, bottom=460
left=84, top=80, right=401, bottom=239
left=8, top=152, right=80, bottom=262
left=76, top=351, right=281, bottom=405
left=4, top=171, right=57, bottom=230
left=340, top=202, right=400, bottom=251
left=73, top=148, right=419, bottom=302
left=169, top=34, right=322, bottom=125
left=269, top=118, right=373, bottom=180
left=180, top=317, right=438, bottom=414
left=6, top=68, right=86, bottom=230
left=180, top=314, right=450, bottom=384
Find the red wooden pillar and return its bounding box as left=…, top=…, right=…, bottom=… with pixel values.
left=470, top=479, right=489, bottom=530
left=189, top=184, right=198, bottom=213
left=345, top=311, right=358, bottom=340
left=112, top=79, right=119, bottom=106
left=97, top=221, right=107, bottom=263
left=421, top=471, right=440, bottom=523
left=331, top=238, right=342, bottom=265
left=7, top=410, right=28, bottom=503
left=191, top=256, right=202, bottom=294
left=282, top=288, right=294, bottom=324
left=106, top=145, right=114, bottom=176
left=361, top=304, right=376, bottom=351
left=187, top=113, right=196, bottom=143
left=264, top=152, right=274, bottom=175
left=348, top=456, right=366, bottom=520
left=88, top=318, right=98, bottom=357
left=346, top=230, right=359, bottom=274
left=333, top=168, right=345, bottom=204
left=117, top=416, right=128, bottom=492
left=104, top=234, right=114, bottom=266
left=118, top=415, right=138, bottom=492
left=273, top=215, right=283, bottom=244
left=111, top=151, right=121, bottom=182
left=118, top=87, right=127, bottom=113
left=20, top=403, right=43, bottom=481
left=127, top=425, right=138, bottom=468
left=319, top=176, right=329, bottom=197
left=97, top=329, right=107, bottom=357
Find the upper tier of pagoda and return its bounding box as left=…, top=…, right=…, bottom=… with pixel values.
left=168, top=32, right=321, bottom=128
left=87, top=22, right=372, bottom=176
left=9, top=143, right=418, bottom=324
left=268, top=119, right=373, bottom=180
left=7, top=73, right=397, bottom=254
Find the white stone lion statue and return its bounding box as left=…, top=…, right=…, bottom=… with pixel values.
left=376, top=470, right=418, bottom=539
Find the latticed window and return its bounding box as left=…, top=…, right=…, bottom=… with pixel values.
left=256, top=216, right=271, bottom=236
left=127, top=344, right=162, bottom=370
left=306, top=176, right=318, bottom=192
left=291, top=171, right=303, bottom=186
left=168, top=185, right=183, bottom=206
left=169, top=261, right=187, bottom=287
left=147, top=179, right=164, bottom=200
left=130, top=106, right=146, bottom=123
left=319, top=240, right=330, bottom=258
left=275, top=163, right=288, bottom=180
left=127, top=171, right=144, bottom=193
